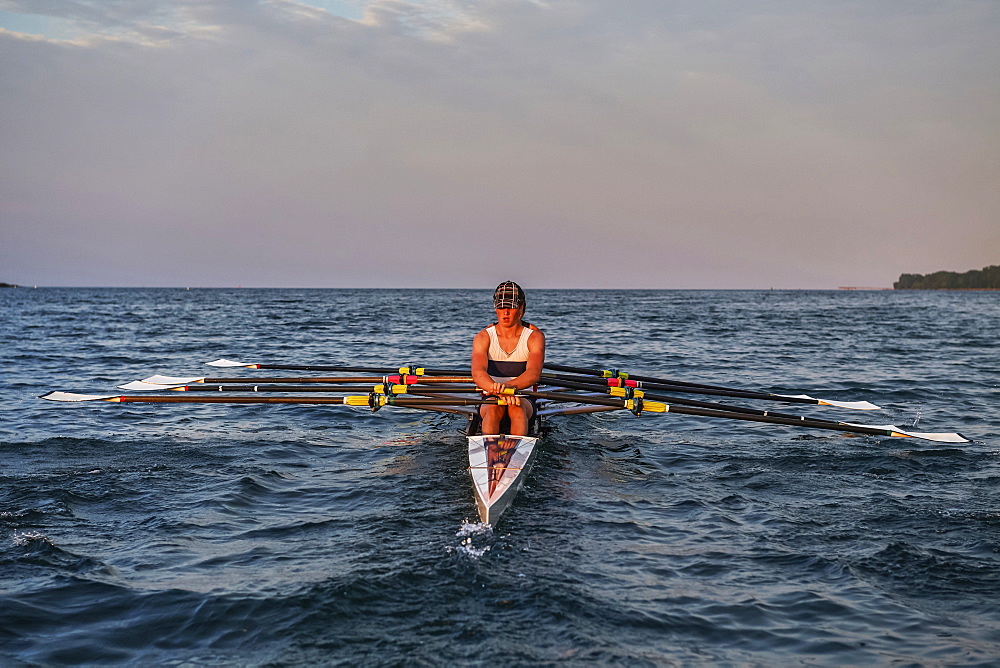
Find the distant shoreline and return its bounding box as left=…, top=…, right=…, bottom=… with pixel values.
left=894, top=265, right=999, bottom=290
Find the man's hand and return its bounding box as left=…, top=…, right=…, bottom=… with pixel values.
left=490, top=382, right=521, bottom=406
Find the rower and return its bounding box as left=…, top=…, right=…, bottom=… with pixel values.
left=471, top=281, right=546, bottom=436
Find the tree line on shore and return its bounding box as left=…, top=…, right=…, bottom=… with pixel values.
left=894, top=265, right=999, bottom=289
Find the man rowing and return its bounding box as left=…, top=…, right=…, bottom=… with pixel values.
left=471, top=281, right=546, bottom=436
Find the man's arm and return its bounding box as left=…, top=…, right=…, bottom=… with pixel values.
left=471, top=329, right=495, bottom=392
left=505, top=329, right=545, bottom=390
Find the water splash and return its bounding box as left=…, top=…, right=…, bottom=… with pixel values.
left=12, top=530, right=52, bottom=547
left=449, top=520, right=493, bottom=559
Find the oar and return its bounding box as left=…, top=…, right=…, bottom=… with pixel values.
left=37, top=389, right=968, bottom=443
left=40, top=392, right=373, bottom=405
left=539, top=376, right=868, bottom=427
left=204, top=358, right=880, bottom=410
left=543, top=364, right=880, bottom=411
left=505, top=389, right=969, bottom=444
left=39, top=392, right=503, bottom=408
left=205, top=358, right=462, bottom=376
left=142, top=384, right=482, bottom=394
left=119, top=375, right=473, bottom=391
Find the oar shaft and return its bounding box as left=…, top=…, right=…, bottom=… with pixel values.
left=199, top=376, right=384, bottom=383
left=540, top=377, right=848, bottom=427
left=179, top=384, right=374, bottom=392
left=638, top=390, right=847, bottom=427
left=541, top=370, right=818, bottom=405
left=250, top=363, right=464, bottom=376
left=105, top=395, right=501, bottom=407
left=112, top=395, right=353, bottom=404
left=512, top=389, right=903, bottom=439
left=545, top=363, right=738, bottom=392
left=661, top=404, right=901, bottom=438
left=195, top=376, right=474, bottom=384
left=381, top=397, right=495, bottom=406
left=515, top=389, right=630, bottom=409
left=174, top=384, right=481, bottom=393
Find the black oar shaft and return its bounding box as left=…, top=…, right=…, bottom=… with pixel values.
left=256, top=364, right=392, bottom=372
left=516, top=389, right=629, bottom=408
left=545, top=363, right=743, bottom=392
left=183, top=384, right=373, bottom=392
left=196, top=376, right=473, bottom=384
left=254, top=363, right=464, bottom=376
left=111, top=395, right=497, bottom=407
left=178, top=384, right=480, bottom=393
left=540, top=377, right=846, bottom=427
left=541, top=371, right=817, bottom=405
left=116, top=396, right=352, bottom=404
left=384, top=397, right=494, bottom=406
left=662, top=404, right=897, bottom=438
left=201, top=376, right=384, bottom=383
left=513, top=389, right=898, bottom=439
left=543, top=364, right=818, bottom=404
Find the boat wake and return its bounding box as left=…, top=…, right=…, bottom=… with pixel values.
left=450, top=520, right=494, bottom=559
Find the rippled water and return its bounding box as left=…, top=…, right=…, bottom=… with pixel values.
left=2, top=288, right=998, bottom=665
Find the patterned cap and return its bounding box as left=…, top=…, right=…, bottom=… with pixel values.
left=493, top=281, right=525, bottom=309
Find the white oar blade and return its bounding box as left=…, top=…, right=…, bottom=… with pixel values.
left=818, top=399, right=881, bottom=411
left=846, top=423, right=970, bottom=444
left=777, top=394, right=881, bottom=411
left=898, top=430, right=970, bottom=444
left=205, top=359, right=252, bottom=368
left=140, top=375, right=206, bottom=385
left=40, top=392, right=119, bottom=402
left=118, top=380, right=185, bottom=391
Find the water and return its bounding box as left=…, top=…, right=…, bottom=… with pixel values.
left=1, top=288, right=998, bottom=665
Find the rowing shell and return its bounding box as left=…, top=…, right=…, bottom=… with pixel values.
left=468, top=434, right=539, bottom=525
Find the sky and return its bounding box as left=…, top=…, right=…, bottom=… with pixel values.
left=1, top=0, right=997, bottom=289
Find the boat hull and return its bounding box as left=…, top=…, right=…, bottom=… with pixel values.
left=467, top=434, right=539, bottom=525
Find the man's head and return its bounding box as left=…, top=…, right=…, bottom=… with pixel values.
left=493, top=281, right=526, bottom=311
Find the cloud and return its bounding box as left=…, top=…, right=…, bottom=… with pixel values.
left=1, top=0, right=998, bottom=287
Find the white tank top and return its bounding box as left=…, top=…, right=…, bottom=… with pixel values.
left=486, top=325, right=532, bottom=383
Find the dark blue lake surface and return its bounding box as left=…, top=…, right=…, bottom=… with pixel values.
left=1, top=288, right=998, bottom=665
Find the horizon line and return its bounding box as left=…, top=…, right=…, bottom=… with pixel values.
left=2, top=284, right=896, bottom=291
